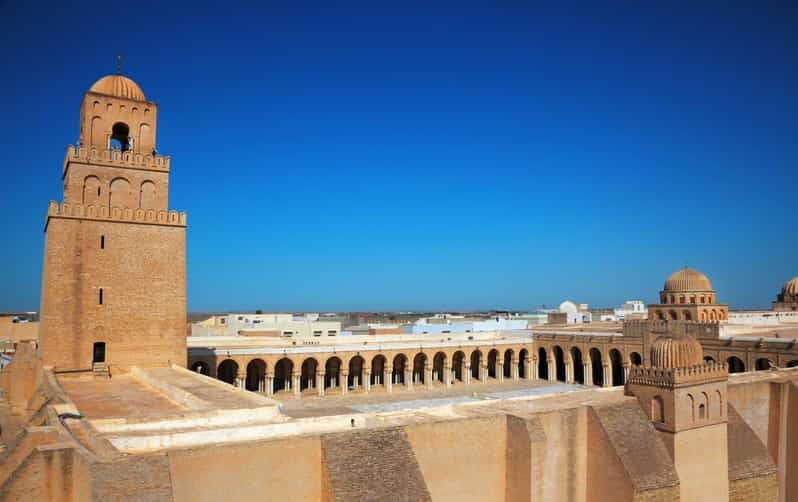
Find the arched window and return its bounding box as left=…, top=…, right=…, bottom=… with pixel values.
left=139, top=180, right=156, bottom=209
left=110, top=122, right=130, bottom=151
left=82, top=175, right=101, bottom=204
left=109, top=177, right=130, bottom=208
left=698, top=403, right=706, bottom=419
left=687, top=394, right=695, bottom=421
left=669, top=310, right=678, bottom=321
left=652, top=395, right=665, bottom=423
left=727, top=356, right=746, bottom=373
left=630, top=352, right=642, bottom=366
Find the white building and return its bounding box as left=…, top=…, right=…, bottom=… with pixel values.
left=613, top=300, right=647, bottom=320
left=191, top=313, right=341, bottom=338
left=558, top=301, right=592, bottom=324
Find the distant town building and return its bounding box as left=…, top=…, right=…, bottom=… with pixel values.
left=558, top=301, right=592, bottom=324
left=191, top=313, right=341, bottom=338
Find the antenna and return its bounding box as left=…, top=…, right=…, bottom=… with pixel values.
left=116, top=54, right=123, bottom=75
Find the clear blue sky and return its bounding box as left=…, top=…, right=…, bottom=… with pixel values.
left=1, top=2, right=796, bottom=312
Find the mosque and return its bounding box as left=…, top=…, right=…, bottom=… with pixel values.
left=0, top=73, right=796, bottom=501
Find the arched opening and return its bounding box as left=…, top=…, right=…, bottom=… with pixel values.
left=787, top=360, right=798, bottom=368
left=109, top=177, right=130, bottom=208
left=92, top=341, right=106, bottom=364
left=273, top=358, right=293, bottom=393
left=471, top=350, right=482, bottom=380
left=701, top=392, right=709, bottom=419
left=433, top=352, right=446, bottom=384
left=657, top=311, right=666, bottom=321
left=687, top=394, right=695, bottom=422
left=110, top=122, right=130, bottom=151
left=325, top=357, right=342, bottom=389
left=301, top=358, right=318, bottom=391
left=503, top=349, right=513, bottom=379
left=683, top=311, right=692, bottom=321
left=669, top=310, right=678, bottom=321
left=538, top=348, right=548, bottom=380
left=570, top=347, right=584, bottom=384
left=83, top=176, right=101, bottom=204
left=630, top=352, right=642, bottom=366
left=589, top=348, right=603, bottom=386
left=217, top=359, right=238, bottom=385
left=139, top=180, right=156, bottom=209
left=190, top=361, right=209, bottom=375
left=698, top=404, right=706, bottom=419
left=453, top=351, right=465, bottom=382
left=518, top=348, right=528, bottom=379
left=609, top=349, right=624, bottom=386
left=371, top=355, right=386, bottom=386
left=652, top=395, right=664, bottom=423
left=704, top=356, right=716, bottom=363
left=412, top=353, right=427, bottom=384
left=553, top=346, right=566, bottom=382
left=487, top=349, right=499, bottom=379
left=348, top=356, right=365, bottom=389
left=245, top=359, right=266, bottom=392
left=755, top=358, right=772, bottom=371
left=716, top=390, right=724, bottom=417
left=727, top=356, right=746, bottom=373
left=392, top=354, right=407, bottom=385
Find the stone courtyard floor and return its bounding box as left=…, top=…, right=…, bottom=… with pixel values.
left=277, top=379, right=588, bottom=418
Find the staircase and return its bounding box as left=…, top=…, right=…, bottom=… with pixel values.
left=92, top=362, right=109, bottom=378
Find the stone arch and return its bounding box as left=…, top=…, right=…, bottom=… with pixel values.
left=609, top=348, right=624, bottom=386
left=669, top=310, right=678, bottom=321
left=704, top=356, right=716, bottom=363
left=683, top=310, right=692, bottom=321
left=471, top=350, right=482, bottom=380
left=538, top=347, right=549, bottom=380
left=657, top=310, right=666, bottom=321
left=273, top=357, right=293, bottom=394
left=82, top=175, right=102, bottom=204
left=139, top=180, right=156, bottom=209
left=245, top=359, right=266, bottom=392
left=553, top=345, right=566, bottom=382
left=301, top=357, right=319, bottom=391
left=110, top=122, right=130, bottom=151
left=652, top=395, right=665, bottom=423
left=755, top=358, right=772, bottom=371
left=217, top=359, right=238, bottom=385
left=453, top=350, right=466, bottom=382
left=191, top=361, right=210, bottom=376
left=109, top=177, right=130, bottom=208
left=348, top=355, right=365, bottom=389
left=371, top=354, right=387, bottom=386
left=700, top=392, right=709, bottom=419
left=687, top=393, right=695, bottom=422
left=90, top=115, right=103, bottom=146
left=503, top=349, right=514, bottom=379
left=589, top=348, right=603, bottom=386
left=700, top=311, right=707, bottom=321
left=518, top=348, right=529, bottom=379
left=325, top=356, right=342, bottom=389
left=393, top=353, right=407, bottom=385
left=727, top=356, right=745, bottom=373
left=487, top=349, right=499, bottom=379
left=716, top=390, right=724, bottom=417
left=630, top=352, right=642, bottom=366
left=571, top=347, right=584, bottom=384
left=412, top=353, right=427, bottom=384
left=433, top=352, right=447, bottom=383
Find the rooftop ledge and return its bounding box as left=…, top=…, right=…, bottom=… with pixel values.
left=45, top=200, right=186, bottom=230
left=63, top=144, right=170, bottom=174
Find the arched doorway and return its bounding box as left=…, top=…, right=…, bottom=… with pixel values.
left=392, top=354, right=407, bottom=385
left=413, top=353, right=427, bottom=385
left=217, top=359, right=238, bottom=385
left=301, top=358, right=318, bottom=391
left=553, top=346, right=566, bottom=382
left=471, top=350, right=482, bottom=381
left=503, top=349, right=513, bottom=379
left=538, top=348, right=548, bottom=380
left=348, top=356, right=365, bottom=389
left=371, top=355, right=387, bottom=386
left=191, top=361, right=210, bottom=376
left=325, top=357, right=342, bottom=389
left=453, top=351, right=465, bottom=382
left=727, top=356, right=745, bottom=373
left=609, top=349, right=624, bottom=386
left=433, top=352, right=446, bottom=384
left=245, top=359, right=266, bottom=392
left=571, top=347, right=584, bottom=384
left=519, top=348, right=528, bottom=379
left=630, top=352, right=642, bottom=366
left=487, top=349, right=499, bottom=379
left=273, top=358, right=293, bottom=394
left=755, top=358, right=772, bottom=371
left=589, top=348, right=603, bottom=386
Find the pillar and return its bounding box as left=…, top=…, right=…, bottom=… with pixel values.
left=623, top=364, right=630, bottom=383
left=565, top=362, right=573, bottom=384
left=498, top=362, right=504, bottom=383
left=265, top=373, right=274, bottom=396
left=317, top=372, right=325, bottom=397
left=365, top=369, right=371, bottom=393
left=237, top=373, right=245, bottom=389
left=603, top=364, right=611, bottom=387
left=583, top=362, right=592, bottom=386
left=386, top=366, right=393, bottom=393
left=293, top=372, right=301, bottom=397
left=481, top=365, right=488, bottom=384
left=548, top=359, right=556, bottom=382
left=527, top=358, right=534, bottom=380
left=444, top=364, right=452, bottom=388
left=405, top=367, right=413, bottom=389
left=465, top=363, right=471, bottom=385
left=425, top=365, right=433, bottom=390
left=341, top=371, right=349, bottom=395
left=511, top=358, right=519, bottom=380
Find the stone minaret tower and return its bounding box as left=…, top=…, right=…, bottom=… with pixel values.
left=626, top=332, right=729, bottom=502
left=39, top=73, right=187, bottom=372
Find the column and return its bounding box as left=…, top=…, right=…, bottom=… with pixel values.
left=444, top=365, right=452, bottom=388
left=425, top=365, right=433, bottom=390
left=237, top=373, right=245, bottom=389
left=365, top=369, right=371, bottom=393
left=481, top=365, right=488, bottom=384
left=497, top=362, right=505, bottom=383
left=527, top=358, right=535, bottom=380
left=293, top=372, right=301, bottom=397
left=548, top=359, right=556, bottom=382
left=465, top=364, right=471, bottom=385
left=265, top=373, right=274, bottom=396
left=386, top=366, right=393, bottom=393
left=405, top=367, right=413, bottom=389
left=603, top=364, right=611, bottom=387
left=583, top=363, right=592, bottom=386
left=623, top=365, right=630, bottom=383
left=565, top=362, right=573, bottom=384
left=341, top=371, right=349, bottom=395
left=317, top=372, right=325, bottom=397
left=511, top=358, right=519, bottom=380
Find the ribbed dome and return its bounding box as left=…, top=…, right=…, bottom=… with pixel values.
left=783, top=276, right=798, bottom=296
left=663, top=267, right=712, bottom=292
left=88, top=75, right=145, bottom=101
left=650, top=333, right=704, bottom=368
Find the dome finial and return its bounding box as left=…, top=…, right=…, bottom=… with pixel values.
left=116, top=54, right=122, bottom=76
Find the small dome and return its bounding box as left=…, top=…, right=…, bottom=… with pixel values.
left=650, top=333, right=704, bottom=368
left=88, top=75, right=145, bottom=101
left=663, top=267, right=712, bottom=292
left=783, top=276, right=798, bottom=296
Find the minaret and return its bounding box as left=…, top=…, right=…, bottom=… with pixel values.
left=626, top=332, right=729, bottom=502
left=39, top=73, right=187, bottom=372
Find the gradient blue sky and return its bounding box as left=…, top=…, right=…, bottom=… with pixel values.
left=1, top=2, right=796, bottom=312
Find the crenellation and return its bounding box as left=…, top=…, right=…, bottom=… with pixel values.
left=63, top=144, right=170, bottom=175
left=45, top=200, right=186, bottom=230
